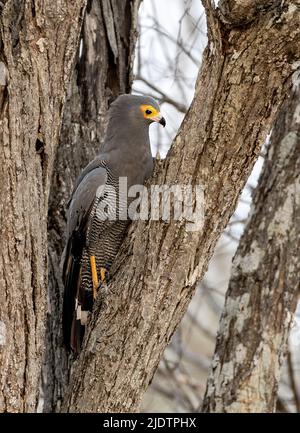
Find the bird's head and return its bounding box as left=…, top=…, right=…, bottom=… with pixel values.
left=109, top=94, right=166, bottom=128
left=139, top=99, right=166, bottom=127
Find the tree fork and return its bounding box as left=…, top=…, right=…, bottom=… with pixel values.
left=61, top=1, right=300, bottom=413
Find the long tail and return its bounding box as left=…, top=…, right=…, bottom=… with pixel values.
left=62, top=260, right=80, bottom=352
left=62, top=235, right=88, bottom=354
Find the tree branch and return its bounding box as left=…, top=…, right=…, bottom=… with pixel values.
left=62, top=0, right=300, bottom=412
left=0, top=0, right=87, bottom=412
left=218, top=0, right=280, bottom=25
left=134, top=75, right=188, bottom=114
left=203, top=73, right=300, bottom=413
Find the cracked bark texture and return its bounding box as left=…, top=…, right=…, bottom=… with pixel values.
left=44, top=0, right=142, bottom=412
left=60, top=0, right=300, bottom=412
left=0, top=0, right=86, bottom=412
left=202, top=80, right=300, bottom=413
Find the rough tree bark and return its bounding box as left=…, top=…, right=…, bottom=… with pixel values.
left=44, top=0, right=142, bottom=412
left=202, top=78, right=300, bottom=413
left=0, top=1, right=86, bottom=412
left=60, top=0, right=300, bottom=412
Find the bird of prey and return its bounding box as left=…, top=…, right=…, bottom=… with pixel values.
left=62, top=94, right=166, bottom=353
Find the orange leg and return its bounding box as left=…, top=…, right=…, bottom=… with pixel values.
left=90, top=255, right=99, bottom=300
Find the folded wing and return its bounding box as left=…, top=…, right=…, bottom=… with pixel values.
left=62, top=164, right=107, bottom=351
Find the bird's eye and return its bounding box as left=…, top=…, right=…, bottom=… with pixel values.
left=145, top=109, right=152, bottom=115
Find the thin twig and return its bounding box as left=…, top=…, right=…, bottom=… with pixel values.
left=135, top=75, right=188, bottom=113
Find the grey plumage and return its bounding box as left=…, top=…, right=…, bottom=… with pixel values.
left=62, top=94, right=165, bottom=352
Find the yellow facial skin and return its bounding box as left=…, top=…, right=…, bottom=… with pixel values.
left=140, top=104, right=159, bottom=120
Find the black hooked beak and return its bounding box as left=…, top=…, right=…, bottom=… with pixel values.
left=159, top=116, right=166, bottom=128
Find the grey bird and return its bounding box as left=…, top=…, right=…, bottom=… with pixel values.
left=62, top=94, right=166, bottom=353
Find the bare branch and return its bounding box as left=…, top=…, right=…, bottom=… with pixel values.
left=203, top=80, right=300, bottom=414
left=219, top=0, right=281, bottom=25
left=134, top=75, right=188, bottom=113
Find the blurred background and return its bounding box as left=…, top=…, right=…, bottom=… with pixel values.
left=132, top=0, right=300, bottom=413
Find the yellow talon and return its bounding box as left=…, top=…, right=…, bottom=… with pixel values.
left=100, top=267, right=108, bottom=282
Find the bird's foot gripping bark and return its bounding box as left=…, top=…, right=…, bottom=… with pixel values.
left=90, top=255, right=109, bottom=299
left=99, top=267, right=109, bottom=296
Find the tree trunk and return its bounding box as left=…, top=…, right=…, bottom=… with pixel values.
left=0, top=0, right=86, bottom=412
left=61, top=0, right=300, bottom=412
left=44, top=0, right=141, bottom=412
left=202, top=79, right=300, bottom=413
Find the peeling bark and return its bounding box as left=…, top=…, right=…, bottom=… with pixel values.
left=61, top=0, right=300, bottom=412
left=202, top=69, right=300, bottom=413
left=0, top=0, right=86, bottom=412
left=44, top=0, right=142, bottom=412
left=219, top=0, right=277, bottom=25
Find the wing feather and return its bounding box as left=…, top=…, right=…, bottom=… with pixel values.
left=62, top=165, right=107, bottom=351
